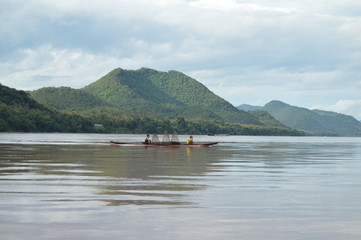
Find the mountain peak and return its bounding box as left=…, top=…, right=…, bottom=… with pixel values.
left=77, top=68, right=262, bottom=124
left=265, top=100, right=290, bottom=107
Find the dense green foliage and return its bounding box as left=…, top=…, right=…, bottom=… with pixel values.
left=248, top=110, right=287, bottom=127
left=8, top=68, right=360, bottom=136
left=32, top=68, right=261, bottom=124
left=1, top=82, right=304, bottom=135
left=0, top=84, right=94, bottom=132
left=3, top=68, right=310, bottom=135
left=263, top=100, right=361, bottom=136
left=87, top=115, right=304, bottom=136
left=29, top=87, right=110, bottom=110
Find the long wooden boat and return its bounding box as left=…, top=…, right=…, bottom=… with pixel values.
left=110, top=141, right=218, bottom=147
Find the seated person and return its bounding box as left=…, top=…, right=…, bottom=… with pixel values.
left=186, top=136, right=193, bottom=145
left=144, top=134, right=151, bottom=144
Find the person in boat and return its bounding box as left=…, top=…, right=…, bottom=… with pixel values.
left=144, top=134, right=151, bottom=144
left=186, top=135, right=193, bottom=145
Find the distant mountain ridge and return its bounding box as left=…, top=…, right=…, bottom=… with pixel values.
left=237, top=104, right=262, bottom=111
left=238, top=100, right=361, bottom=136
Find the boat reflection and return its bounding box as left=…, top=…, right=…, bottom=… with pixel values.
left=0, top=144, right=224, bottom=207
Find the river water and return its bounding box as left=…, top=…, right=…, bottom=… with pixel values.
left=0, top=133, right=360, bottom=240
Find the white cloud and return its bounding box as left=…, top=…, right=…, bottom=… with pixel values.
left=311, top=100, right=361, bottom=120
left=1, top=0, right=361, bottom=119
left=0, top=45, right=122, bottom=89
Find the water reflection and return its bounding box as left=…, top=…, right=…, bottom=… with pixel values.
left=1, top=136, right=361, bottom=240
left=1, top=140, right=359, bottom=208
left=0, top=144, right=225, bottom=207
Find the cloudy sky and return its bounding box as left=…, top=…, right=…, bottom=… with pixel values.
left=1, top=0, right=361, bottom=119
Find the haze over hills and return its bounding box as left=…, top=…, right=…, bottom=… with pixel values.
left=237, top=104, right=262, bottom=111
left=238, top=100, right=361, bottom=136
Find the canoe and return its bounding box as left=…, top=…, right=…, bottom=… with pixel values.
left=110, top=141, right=218, bottom=147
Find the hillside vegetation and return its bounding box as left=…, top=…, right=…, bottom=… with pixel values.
left=24, top=68, right=304, bottom=135
left=10, top=67, right=360, bottom=136
left=30, top=68, right=260, bottom=123
left=0, top=84, right=94, bottom=132
left=81, top=68, right=260, bottom=124
left=262, top=100, right=361, bottom=136
left=248, top=110, right=286, bottom=128
left=1, top=82, right=303, bottom=135
left=29, top=87, right=110, bottom=110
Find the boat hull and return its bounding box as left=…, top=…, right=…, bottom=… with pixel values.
left=110, top=141, right=218, bottom=147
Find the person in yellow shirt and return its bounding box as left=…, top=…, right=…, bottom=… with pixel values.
left=186, top=136, right=193, bottom=145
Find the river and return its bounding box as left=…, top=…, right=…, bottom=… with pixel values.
left=0, top=133, right=360, bottom=240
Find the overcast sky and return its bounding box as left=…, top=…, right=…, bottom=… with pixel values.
left=1, top=0, right=361, bottom=119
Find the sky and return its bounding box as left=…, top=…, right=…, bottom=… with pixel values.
left=1, top=0, right=361, bottom=119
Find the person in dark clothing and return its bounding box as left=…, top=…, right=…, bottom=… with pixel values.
left=144, top=134, right=151, bottom=144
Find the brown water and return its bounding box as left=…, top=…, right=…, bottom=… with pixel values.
left=0, top=133, right=361, bottom=240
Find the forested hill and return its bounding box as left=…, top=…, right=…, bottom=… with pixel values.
left=262, top=100, right=361, bottom=136
left=29, top=86, right=111, bottom=110
left=2, top=69, right=304, bottom=135
left=0, top=84, right=94, bottom=132
left=32, top=68, right=261, bottom=125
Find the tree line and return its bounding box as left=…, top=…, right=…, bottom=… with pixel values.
left=1, top=83, right=304, bottom=135
left=0, top=105, right=304, bottom=135
left=88, top=114, right=304, bottom=136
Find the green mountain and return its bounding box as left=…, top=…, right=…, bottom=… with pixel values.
left=0, top=84, right=94, bottom=132
left=26, top=68, right=306, bottom=135
left=248, top=110, right=288, bottom=128
left=32, top=68, right=262, bottom=125
left=263, top=100, right=361, bottom=136
left=29, top=87, right=111, bottom=110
